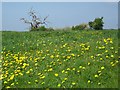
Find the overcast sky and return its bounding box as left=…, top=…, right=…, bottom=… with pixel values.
left=1, top=2, right=118, bottom=31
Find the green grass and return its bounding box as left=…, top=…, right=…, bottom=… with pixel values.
left=1, top=30, right=119, bottom=88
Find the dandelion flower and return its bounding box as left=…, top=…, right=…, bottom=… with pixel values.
left=41, top=82, right=45, bottom=84
left=54, top=73, right=59, bottom=77
left=82, top=67, right=85, bottom=69
left=28, top=82, right=31, bottom=84
left=101, top=66, right=105, bottom=70
left=106, top=56, right=109, bottom=58
left=110, top=62, right=113, bottom=64
left=88, top=80, right=90, bottom=83
left=64, top=78, right=68, bottom=80
left=48, top=68, right=53, bottom=71
left=72, top=68, right=75, bottom=71
left=115, top=60, right=119, bottom=63
left=40, top=75, right=45, bottom=79
left=110, top=47, right=114, bottom=49
left=65, top=71, right=68, bottom=74
left=112, top=64, right=115, bottom=66
left=72, top=82, right=76, bottom=85
left=35, top=80, right=38, bottom=83
left=100, top=58, right=103, bottom=60
left=10, top=75, right=14, bottom=80
left=105, top=50, right=108, bottom=53
left=67, top=56, right=71, bottom=59
left=111, top=55, right=114, bottom=58
left=98, top=70, right=101, bottom=73
left=4, top=81, right=7, bottom=84
left=50, top=55, right=54, bottom=59
left=67, top=68, right=70, bottom=71
left=30, top=69, right=33, bottom=71
left=11, top=83, right=14, bottom=86
left=19, top=72, right=23, bottom=76
left=94, top=74, right=99, bottom=78
left=91, top=56, right=94, bottom=59
left=71, top=53, right=75, bottom=57
left=77, top=70, right=80, bottom=73
left=62, top=70, right=65, bottom=73
left=87, top=62, right=90, bottom=65
left=62, top=80, right=65, bottom=83
left=57, top=84, right=61, bottom=87
left=68, top=49, right=71, bottom=52
left=98, top=82, right=101, bottom=85
left=110, top=41, right=113, bottom=43
left=79, top=66, right=82, bottom=69
left=6, top=86, right=10, bottom=88
left=26, top=71, right=30, bottom=74
left=56, top=55, right=59, bottom=58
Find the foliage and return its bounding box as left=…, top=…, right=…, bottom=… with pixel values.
left=2, top=30, right=118, bottom=88
left=88, top=17, right=104, bottom=30
left=30, top=26, right=46, bottom=31
left=72, top=23, right=89, bottom=30
left=30, top=26, right=54, bottom=31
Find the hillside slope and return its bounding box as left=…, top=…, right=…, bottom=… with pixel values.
left=1, top=30, right=119, bottom=88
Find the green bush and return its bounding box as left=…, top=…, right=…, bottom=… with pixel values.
left=72, top=23, right=89, bottom=30
left=30, top=26, right=47, bottom=31
left=88, top=17, right=104, bottom=30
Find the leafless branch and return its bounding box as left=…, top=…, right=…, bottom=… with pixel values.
left=20, top=9, right=49, bottom=29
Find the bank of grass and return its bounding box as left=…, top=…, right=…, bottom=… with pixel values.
left=1, top=29, right=119, bottom=88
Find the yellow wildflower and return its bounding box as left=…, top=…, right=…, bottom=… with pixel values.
left=72, top=82, right=76, bottom=85
left=40, top=75, right=45, bottom=79
left=4, top=81, right=7, bottom=84
left=50, top=55, right=54, bottom=59
left=88, top=62, right=90, bottom=65
left=98, top=82, right=101, bottom=85
left=11, top=83, right=14, bottom=86
left=72, top=68, right=75, bottom=70
left=6, top=86, right=10, bottom=88
left=54, top=73, right=59, bottom=77
left=48, top=68, right=53, bottom=71
left=71, top=53, right=75, bottom=57
left=88, top=80, right=90, bottom=83
left=10, top=75, right=14, bottom=80
left=67, top=56, right=71, bottom=59
left=28, top=82, right=31, bottom=84
left=101, top=66, right=105, bottom=70
left=79, top=66, right=82, bottom=68
left=57, top=84, right=61, bottom=87
left=98, top=70, right=101, bottom=73
left=111, top=55, right=114, bottom=58
left=41, top=82, right=45, bottom=84
left=35, top=80, right=38, bottom=83
left=26, top=71, right=30, bottom=74
left=62, top=70, right=65, bottom=73
left=64, top=78, right=68, bottom=80
left=67, top=68, right=70, bottom=70
left=94, top=74, right=99, bottom=78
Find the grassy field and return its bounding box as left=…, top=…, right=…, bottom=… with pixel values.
left=1, top=30, right=119, bottom=88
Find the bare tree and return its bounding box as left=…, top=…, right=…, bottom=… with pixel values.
left=20, top=9, right=49, bottom=30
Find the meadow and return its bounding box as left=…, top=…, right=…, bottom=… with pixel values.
left=1, top=29, right=119, bottom=88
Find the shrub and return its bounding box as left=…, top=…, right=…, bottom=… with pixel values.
left=79, top=23, right=89, bottom=30
left=72, top=23, right=89, bottom=30
left=30, top=26, right=47, bottom=31
left=88, top=17, right=104, bottom=30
